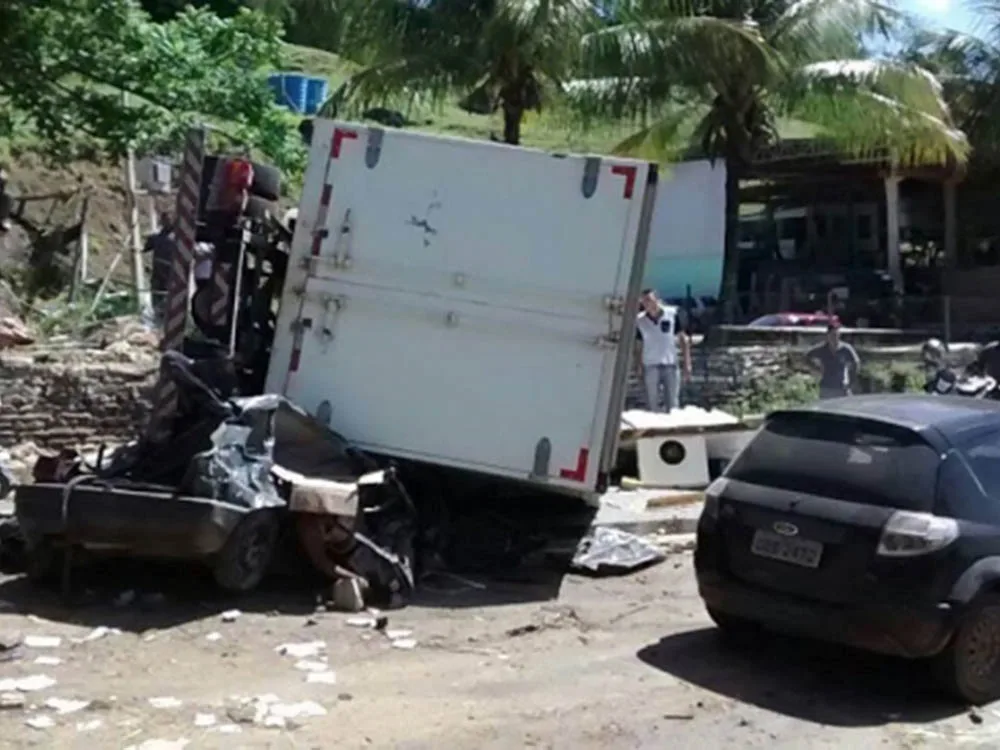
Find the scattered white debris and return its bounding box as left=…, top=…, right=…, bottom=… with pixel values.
left=385, top=629, right=412, bottom=640
left=294, top=660, right=328, bottom=673
left=345, top=616, right=374, bottom=628
left=205, top=632, right=223, bottom=642
left=148, top=696, right=183, bottom=709
left=114, top=590, right=136, bottom=607
left=391, top=638, right=418, bottom=650
left=75, top=719, right=104, bottom=732
left=229, top=695, right=327, bottom=728
left=1, top=692, right=25, bottom=709
left=25, top=714, right=55, bottom=729
left=220, top=610, right=242, bottom=623
left=194, top=712, right=217, bottom=727
left=0, top=675, right=57, bottom=692
left=44, top=697, right=90, bottom=714
left=24, top=635, right=62, bottom=649
left=214, top=724, right=242, bottom=734
left=306, top=671, right=337, bottom=685
left=268, top=700, right=327, bottom=720
left=275, top=641, right=326, bottom=658
left=76, top=626, right=121, bottom=643
left=125, top=740, right=190, bottom=750
left=33, top=656, right=61, bottom=666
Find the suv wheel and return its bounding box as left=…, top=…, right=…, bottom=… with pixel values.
left=707, top=606, right=761, bottom=644
left=935, top=594, right=1000, bottom=704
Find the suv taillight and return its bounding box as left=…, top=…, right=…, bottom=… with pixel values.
left=876, top=511, right=958, bottom=558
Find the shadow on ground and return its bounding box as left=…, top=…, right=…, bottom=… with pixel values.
left=638, top=627, right=966, bottom=727
left=0, top=542, right=576, bottom=633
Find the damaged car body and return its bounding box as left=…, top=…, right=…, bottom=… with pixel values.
left=15, top=346, right=417, bottom=603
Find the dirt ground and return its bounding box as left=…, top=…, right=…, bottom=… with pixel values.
left=0, top=550, right=996, bottom=750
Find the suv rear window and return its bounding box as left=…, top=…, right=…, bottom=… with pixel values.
left=726, top=413, right=940, bottom=510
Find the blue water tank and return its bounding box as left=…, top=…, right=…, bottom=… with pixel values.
left=304, top=77, right=330, bottom=115
left=267, top=73, right=308, bottom=113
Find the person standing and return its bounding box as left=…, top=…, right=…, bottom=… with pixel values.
left=142, top=213, right=176, bottom=326
left=807, top=320, right=861, bottom=399
left=634, top=289, right=692, bottom=412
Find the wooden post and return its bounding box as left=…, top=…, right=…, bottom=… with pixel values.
left=67, top=195, right=90, bottom=303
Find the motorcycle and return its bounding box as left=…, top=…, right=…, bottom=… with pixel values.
left=925, top=367, right=999, bottom=399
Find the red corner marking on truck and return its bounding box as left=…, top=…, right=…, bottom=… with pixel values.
left=610, top=165, right=637, bottom=199
left=311, top=184, right=334, bottom=256
left=331, top=128, right=358, bottom=159
left=559, top=448, right=590, bottom=482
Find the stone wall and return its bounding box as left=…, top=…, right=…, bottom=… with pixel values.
left=0, top=343, right=157, bottom=451
left=626, top=342, right=977, bottom=410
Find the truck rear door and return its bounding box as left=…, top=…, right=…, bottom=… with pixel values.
left=266, top=120, right=656, bottom=498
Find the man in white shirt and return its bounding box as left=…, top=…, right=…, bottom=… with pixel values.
left=634, top=289, right=692, bottom=413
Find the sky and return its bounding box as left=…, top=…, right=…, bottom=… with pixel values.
left=902, top=0, right=976, bottom=34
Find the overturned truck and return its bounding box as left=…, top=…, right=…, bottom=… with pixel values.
left=14, top=121, right=658, bottom=598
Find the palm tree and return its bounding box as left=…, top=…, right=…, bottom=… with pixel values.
left=574, top=0, right=967, bottom=319
left=332, top=0, right=600, bottom=145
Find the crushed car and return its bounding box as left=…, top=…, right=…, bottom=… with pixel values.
left=13, top=343, right=416, bottom=605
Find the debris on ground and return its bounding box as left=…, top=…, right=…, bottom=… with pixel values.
left=75, top=719, right=104, bottom=732
left=0, top=674, right=56, bottom=691
left=294, top=660, right=328, bottom=672
left=220, top=609, right=241, bottom=623
left=0, top=692, right=25, bottom=709
left=125, top=739, right=190, bottom=750
left=23, top=635, right=61, bottom=649
left=226, top=694, right=327, bottom=728
left=305, top=671, right=337, bottom=685
left=390, top=638, right=417, bottom=650
left=24, top=714, right=55, bottom=730
left=570, top=527, right=666, bottom=575
left=194, top=713, right=217, bottom=727
left=76, top=626, right=121, bottom=643
left=276, top=641, right=326, bottom=658
left=148, top=697, right=183, bottom=709
left=205, top=632, right=222, bottom=642
left=43, top=697, right=89, bottom=714
left=33, top=656, right=61, bottom=666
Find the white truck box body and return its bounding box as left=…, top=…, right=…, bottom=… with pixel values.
left=266, top=120, right=657, bottom=500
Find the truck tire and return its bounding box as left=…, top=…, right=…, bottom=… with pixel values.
left=250, top=163, right=281, bottom=202
left=212, top=510, right=280, bottom=593
left=933, top=593, right=1000, bottom=705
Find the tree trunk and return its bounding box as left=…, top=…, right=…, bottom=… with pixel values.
left=502, top=103, right=522, bottom=145
left=719, top=154, right=743, bottom=324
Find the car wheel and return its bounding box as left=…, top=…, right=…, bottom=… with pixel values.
left=707, top=606, right=761, bottom=644
left=24, top=539, right=61, bottom=585
left=212, top=511, right=280, bottom=593
left=935, top=594, right=1000, bottom=705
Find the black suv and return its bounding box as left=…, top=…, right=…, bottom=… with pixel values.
left=695, top=395, right=1000, bottom=704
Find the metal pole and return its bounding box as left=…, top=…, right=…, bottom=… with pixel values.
left=123, top=92, right=152, bottom=320
left=146, top=126, right=206, bottom=440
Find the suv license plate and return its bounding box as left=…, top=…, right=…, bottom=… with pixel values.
left=751, top=530, right=823, bottom=568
